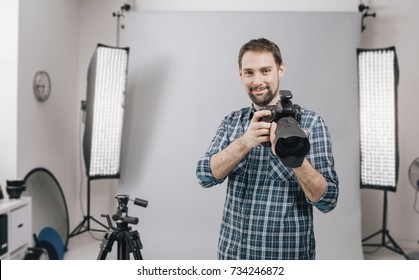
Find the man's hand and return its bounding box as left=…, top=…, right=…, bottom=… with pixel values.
left=241, top=110, right=273, bottom=149
left=210, top=110, right=273, bottom=180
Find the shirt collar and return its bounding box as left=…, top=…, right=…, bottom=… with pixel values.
left=249, top=104, right=257, bottom=121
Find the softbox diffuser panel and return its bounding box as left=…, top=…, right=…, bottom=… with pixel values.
left=83, top=44, right=129, bottom=179
left=357, top=47, right=399, bottom=192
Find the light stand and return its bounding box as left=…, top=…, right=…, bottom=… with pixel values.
left=362, top=191, right=410, bottom=259
left=357, top=47, right=409, bottom=259
left=70, top=44, right=130, bottom=238
left=69, top=178, right=108, bottom=237
left=113, top=3, right=131, bottom=47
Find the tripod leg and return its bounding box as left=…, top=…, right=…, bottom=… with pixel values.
left=385, top=230, right=410, bottom=259
left=90, top=215, right=109, bottom=230
left=117, top=230, right=143, bottom=260
left=97, top=231, right=117, bottom=260
left=117, top=236, right=131, bottom=260
left=362, top=229, right=382, bottom=243
left=132, top=245, right=143, bottom=260
left=130, top=230, right=143, bottom=260
left=69, top=216, right=89, bottom=237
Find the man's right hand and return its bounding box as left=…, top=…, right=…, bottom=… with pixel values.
left=240, top=110, right=272, bottom=149
left=209, top=110, right=272, bottom=179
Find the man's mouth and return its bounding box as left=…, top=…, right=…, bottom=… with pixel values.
left=252, top=87, right=267, bottom=94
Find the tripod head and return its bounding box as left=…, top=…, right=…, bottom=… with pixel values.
left=103, top=194, right=148, bottom=228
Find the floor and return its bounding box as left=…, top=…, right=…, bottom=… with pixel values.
left=63, top=232, right=419, bottom=260
left=363, top=239, right=419, bottom=260
left=64, top=231, right=117, bottom=260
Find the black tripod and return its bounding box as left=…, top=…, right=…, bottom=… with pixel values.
left=97, top=194, right=148, bottom=260
left=362, top=190, right=410, bottom=259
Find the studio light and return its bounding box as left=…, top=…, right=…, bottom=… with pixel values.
left=358, top=47, right=398, bottom=192
left=357, top=47, right=409, bottom=259
left=70, top=44, right=130, bottom=238
left=84, top=44, right=129, bottom=178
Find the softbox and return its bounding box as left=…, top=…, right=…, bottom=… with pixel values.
left=83, top=44, right=129, bottom=179
left=357, top=47, right=399, bottom=192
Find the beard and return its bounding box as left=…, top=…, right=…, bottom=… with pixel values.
left=247, top=82, right=279, bottom=107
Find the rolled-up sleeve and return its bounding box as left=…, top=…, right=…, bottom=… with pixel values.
left=303, top=112, right=339, bottom=213
left=196, top=117, right=230, bottom=188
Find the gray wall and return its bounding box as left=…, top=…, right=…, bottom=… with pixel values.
left=119, top=11, right=362, bottom=259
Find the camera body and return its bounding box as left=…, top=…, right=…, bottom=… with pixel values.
left=259, top=90, right=302, bottom=124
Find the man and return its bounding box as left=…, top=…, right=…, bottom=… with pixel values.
left=196, top=38, right=339, bottom=260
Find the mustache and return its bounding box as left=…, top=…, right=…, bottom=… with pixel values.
left=250, top=85, right=270, bottom=92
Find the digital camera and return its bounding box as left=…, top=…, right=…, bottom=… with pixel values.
left=259, top=90, right=302, bottom=123
left=259, top=90, right=310, bottom=168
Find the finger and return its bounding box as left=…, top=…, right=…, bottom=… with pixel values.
left=270, top=122, right=277, bottom=155
left=257, top=128, right=271, bottom=137
left=259, top=135, right=271, bottom=144
left=251, top=110, right=271, bottom=122
left=270, top=122, right=277, bottom=141
left=253, top=122, right=272, bottom=135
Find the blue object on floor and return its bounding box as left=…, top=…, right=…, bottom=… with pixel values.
left=37, top=227, right=66, bottom=260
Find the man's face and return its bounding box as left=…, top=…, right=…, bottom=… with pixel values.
left=239, top=51, right=285, bottom=108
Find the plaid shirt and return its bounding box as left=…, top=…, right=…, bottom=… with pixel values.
left=196, top=106, right=339, bottom=260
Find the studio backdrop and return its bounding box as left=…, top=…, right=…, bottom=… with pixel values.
left=119, top=11, right=362, bottom=259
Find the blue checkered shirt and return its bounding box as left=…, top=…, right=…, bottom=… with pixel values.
left=196, top=106, right=339, bottom=260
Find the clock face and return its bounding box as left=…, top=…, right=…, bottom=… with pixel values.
left=33, top=70, right=51, bottom=102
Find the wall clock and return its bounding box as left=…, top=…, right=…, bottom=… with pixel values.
left=33, top=70, right=51, bottom=102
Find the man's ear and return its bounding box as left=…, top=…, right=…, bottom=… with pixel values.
left=278, top=62, right=285, bottom=78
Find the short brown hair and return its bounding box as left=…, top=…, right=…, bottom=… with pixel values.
left=238, top=38, right=283, bottom=69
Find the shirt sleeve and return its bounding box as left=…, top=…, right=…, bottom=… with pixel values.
left=196, top=117, right=230, bottom=188
left=304, top=114, right=339, bottom=213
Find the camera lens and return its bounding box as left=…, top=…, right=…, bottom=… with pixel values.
left=276, top=137, right=306, bottom=154
left=274, top=117, right=310, bottom=168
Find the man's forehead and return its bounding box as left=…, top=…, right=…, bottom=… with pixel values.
left=241, top=51, right=276, bottom=69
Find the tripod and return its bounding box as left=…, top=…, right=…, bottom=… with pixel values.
left=69, top=178, right=108, bottom=238
left=362, top=190, right=410, bottom=259
left=97, top=194, right=148, bottom=260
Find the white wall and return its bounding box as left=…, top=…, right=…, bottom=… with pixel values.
left=0, top=0, right=19, bottom=196
left=359, top=0, right=419, bottom=247
left=16, top=0, right=81, bottom=231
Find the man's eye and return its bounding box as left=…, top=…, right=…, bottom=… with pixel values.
left=262, top=69, right=271, bottom=74
left=244, top=71, right=253, bottom=76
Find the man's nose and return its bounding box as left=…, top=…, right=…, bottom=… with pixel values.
left=253, top=73, right=263, bottom=85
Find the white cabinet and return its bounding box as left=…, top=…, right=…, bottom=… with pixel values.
left=0, top=197, right=32, bottom=259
